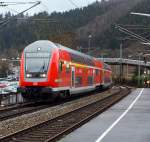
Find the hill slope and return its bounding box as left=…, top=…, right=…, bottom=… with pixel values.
left=0, top=0, right=150, bottom=58
left=77, top=0, right=143, bottom=39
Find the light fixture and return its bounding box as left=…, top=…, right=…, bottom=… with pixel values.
left=37, top=47, right=41, bottom=51
left=40, top=73, right=47, bottom=78
left=26, top=74, right=32, bottom=78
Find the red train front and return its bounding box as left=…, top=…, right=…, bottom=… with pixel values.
left=18, top=40, right=112, bottom=101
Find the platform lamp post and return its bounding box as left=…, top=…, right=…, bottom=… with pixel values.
left=88, top=34, right=92, bottom=54
left=116, top=37, right=129, bottom=84
left=138, top=53, right=143, bottom=87
left=101, top=53, right=107, bottom=62
left=119, top=41, right=123, bottom=83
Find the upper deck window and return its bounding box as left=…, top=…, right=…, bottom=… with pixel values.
left=70, top=53, right=94, bottom=66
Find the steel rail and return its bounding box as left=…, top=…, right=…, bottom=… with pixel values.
left=0, top=88, right=131, bottom=142
left=0, top=103, right=50, bottom=121
left=0, top=88, right=112, bottom=121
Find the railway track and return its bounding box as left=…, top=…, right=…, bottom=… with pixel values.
left=0, top=92, right=101, bottom=121
left=0, top=87, right=115, bottom=122
left=0, top=87, right=130, bottom=142
left=0, top=103, right=51, bottom=121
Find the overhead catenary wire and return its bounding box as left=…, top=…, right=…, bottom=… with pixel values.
left=85, top=0, right=90, bottom=5
left=0, top=1, right=39, bottom=6
left=0, top=4, right=7, bottom=7
left=117, top=24, right=150, bottom=30
left=41, top=0, right=50, bottom=12
left=16, top=18, right=58, bottom=23
left=115, top=24, right=150, bottom=43
left=0, top=1, right=41, bottom=29
left=0, top=1, right=62, bottom=36
left=4, top=6, right=19, bottom=14
left=131, top=12, right=150, bottom=17
left=67, top=0, right=79, bottom=8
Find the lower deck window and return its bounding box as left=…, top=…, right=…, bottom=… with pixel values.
left=66, top=63, right=70, bottom=73
left=96, top=69, right=99, bottom=75
left=59, top=61, right=63, bottom=72
left=88, top=76, right=93, bottom=85
left=75, top=77, right=82, bottom=87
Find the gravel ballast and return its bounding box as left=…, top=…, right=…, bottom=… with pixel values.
left=0, top=88, right=120, bottom=138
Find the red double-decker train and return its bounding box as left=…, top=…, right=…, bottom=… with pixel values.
left=18, top=40, right=112, bottom=101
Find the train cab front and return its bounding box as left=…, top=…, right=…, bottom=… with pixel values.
left=18, top=40, right=58, bottom=101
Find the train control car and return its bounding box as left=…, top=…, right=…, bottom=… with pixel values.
left=18, top=40, right=112, bottom=101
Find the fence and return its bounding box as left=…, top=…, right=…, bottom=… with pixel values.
left=0, top=92, right=24, bottom=107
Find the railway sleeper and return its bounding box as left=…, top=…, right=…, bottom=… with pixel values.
left=1, top=88, right=130, bottom=142
left=13, top=137, right=46, bottom=141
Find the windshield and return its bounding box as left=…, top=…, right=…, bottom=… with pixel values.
left=25, top=52, right=50, bottom=73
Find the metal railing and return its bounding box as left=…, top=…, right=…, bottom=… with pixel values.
left=98, top=58, right=150, bottom=67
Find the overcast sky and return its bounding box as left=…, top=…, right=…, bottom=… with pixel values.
left=0, top=0, right=100, bottom=15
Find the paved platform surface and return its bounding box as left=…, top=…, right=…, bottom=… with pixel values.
left=58, top=88, right=150, bottom=142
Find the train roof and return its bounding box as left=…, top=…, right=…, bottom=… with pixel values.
left=103, top=63, right=111, bottom=70
left=25, top=40, right=95, bottom=60
left=24, top=40, right=57, bottom=52
left=24, top=40, right=103, bottom=67
left=55, top=43, right=94, bottom=60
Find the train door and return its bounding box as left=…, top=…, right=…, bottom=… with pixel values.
left=71, top=67, right=75, bottom=88
left=103, top=70, right=105, bottom=85
left=93, top=69, right=95, bottom=85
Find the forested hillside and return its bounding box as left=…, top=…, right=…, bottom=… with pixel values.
left=0, top=0, right=112, bottom=56
left=0, top=0, right=150, bottom=58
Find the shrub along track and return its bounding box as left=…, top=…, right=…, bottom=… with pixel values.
left=0, top=87, right=131, bottom=142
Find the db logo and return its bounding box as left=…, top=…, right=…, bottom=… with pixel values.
left=33, top=82, right=38, bottom=86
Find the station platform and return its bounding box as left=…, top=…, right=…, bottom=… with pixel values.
left=59, top=88, right=150, bottom=142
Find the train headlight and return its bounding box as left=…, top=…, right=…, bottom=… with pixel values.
left=26, top=74, right=32, bottom=78
left=40, top=73, right=47, bottom=78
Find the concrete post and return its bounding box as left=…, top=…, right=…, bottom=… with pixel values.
left=138, top=55, right=141, bottom=86
left=120, top=42, right=123, bottom=83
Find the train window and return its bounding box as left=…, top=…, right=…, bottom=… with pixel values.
left=96, top=69, right=99, bottom=75
left=66, top=63, right=70, bottom=73
left=75, top=76, right=82, bottom=87
left=88, top=76, right=93, bottom=85
left=83, top=68, right=86, bottom=74
left=59, top=61, right=63, bottom=72
left=70, top=53, right=94, bottom=66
